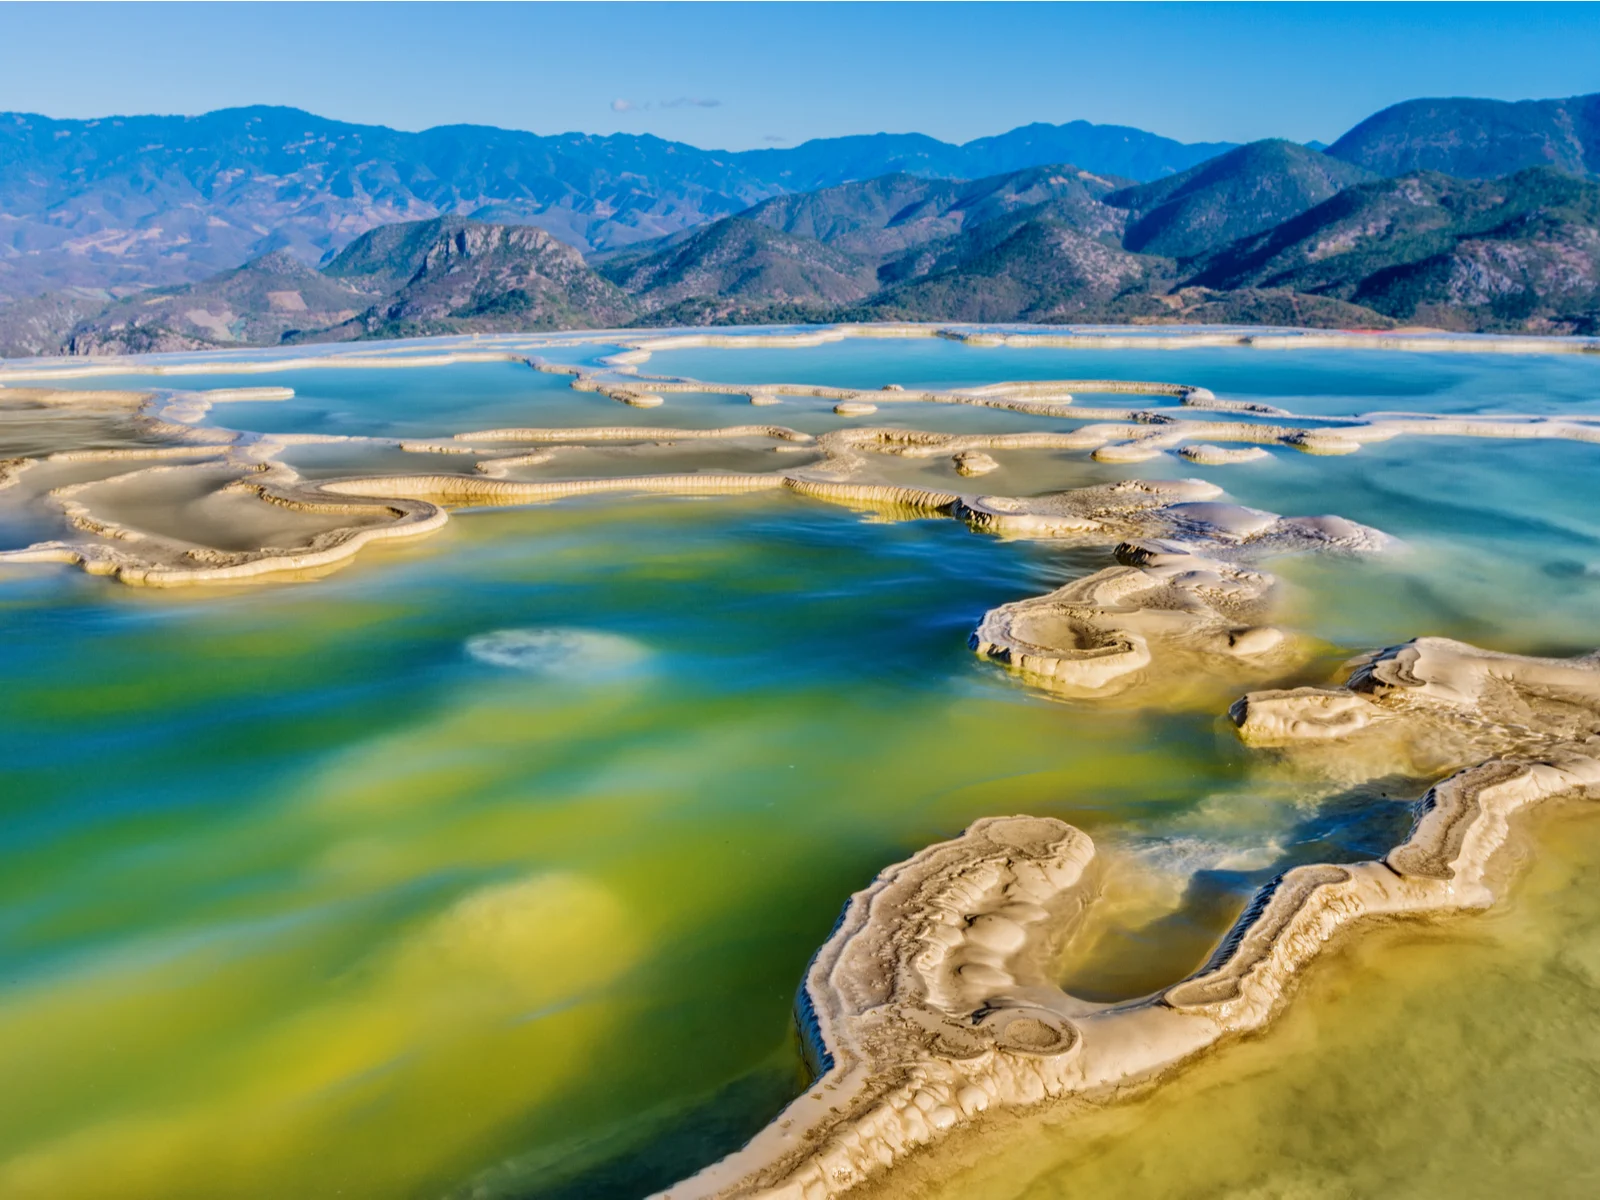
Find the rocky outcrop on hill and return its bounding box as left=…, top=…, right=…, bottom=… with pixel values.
left=321, top=222, right=636, bottom=339
left=0, top=289, right=110, bottom=358
left=51, top=222, right=636, bottom=355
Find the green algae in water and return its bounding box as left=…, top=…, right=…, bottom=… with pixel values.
left=1, top=339, right=1599, bottom=1198
left=0, top=497, right=1245, bottom=1199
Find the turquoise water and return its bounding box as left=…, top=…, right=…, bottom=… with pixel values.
left=1, top=337, right=1599, bottom=1198
left=660, top=339, right=1600, bottom=418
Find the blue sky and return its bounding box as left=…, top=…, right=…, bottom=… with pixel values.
left=2, top=2, right=1598, bottom=149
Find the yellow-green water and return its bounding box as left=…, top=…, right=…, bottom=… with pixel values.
left=2, top=337, right=1599, bottom=1198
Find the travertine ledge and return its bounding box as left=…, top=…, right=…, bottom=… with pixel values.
left=658, top=639, right=1600, bottom=1199
left=965, top=489, right=1389, bottom=698
left=1, top=372, right=1396, bottom=625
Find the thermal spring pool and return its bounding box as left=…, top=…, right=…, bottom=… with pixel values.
left=1, top=326, right=1599, bottom=1199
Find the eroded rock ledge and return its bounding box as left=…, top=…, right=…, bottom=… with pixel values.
left=658, top=638, right=1600, bottom=1199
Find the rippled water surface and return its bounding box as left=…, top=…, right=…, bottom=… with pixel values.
left=2, top=336, right=1599, bottom=1198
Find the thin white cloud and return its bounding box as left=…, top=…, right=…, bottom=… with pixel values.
left=610, top=97, right=722, bottom=114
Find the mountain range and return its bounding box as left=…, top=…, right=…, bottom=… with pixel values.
left=1328, top=92, right=1600, bottom=179
left=4, top=90, right=1600, bottom=355
left=0, top=106, right=1232, bottom=301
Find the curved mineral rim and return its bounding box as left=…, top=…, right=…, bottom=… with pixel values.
left=0, top=380, right=1399, bottom=706
left=578, top=324, right=1600, bottom=369
left=1232, top=636, right=1600, bottom=756
left=966, top=499, right=1392, bottom=698
left=1, top=462, right=450, bottom=586
left=1, top=371, right=1398, bottom=622
left=657, top=639, right=1600, bottom=1199
left=7, top=343, right=1600, bottom=589
left=968, top=542, right=1284, bottom=695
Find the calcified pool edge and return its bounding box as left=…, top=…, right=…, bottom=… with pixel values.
left=4, top=326, right=1598, bottom=588
left=2, top=324, right=1599, bottom=1197
left=659, top=638, right=1600, bottom=1199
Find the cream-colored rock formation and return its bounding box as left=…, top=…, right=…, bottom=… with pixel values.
left=951, top=450, right=998, bottom=476
left=658, top=639, right=1600, bottom=1199
left=971, top=541, right=1289, bottom=697
left=1, top=336, right=1587, bottom=687
left=1178, top=444, right=1271, bottom=465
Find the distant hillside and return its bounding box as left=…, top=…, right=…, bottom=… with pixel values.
left=0, top=289, right=108, bottom=358
left=1327, top=92, right=1600, bottom=179
left=741, top=166, right=1128, bottom=265
left=322, top=218, right=485, bottom=294
left=1187, top=167, right=1600, bottom=332
left=1107, top=140, right=1375, bottom=259
left=0, top=105, right=1232, bottom=302
left=590, top=163, right=1151, bottom=326
left=956, top=122, right=1238, bottom=183
left=865, top=220, right=1174, bottom=323
left=601, top=165, right=1129, bottom=277
left=734, top=122, right=1233, bottom=192
left=53, top=221, right=635, bottom=353
left=321, top=221, right=635, bottom=340
left=846, top=200, right=1390, bottom=329
left=0, top=106, right=765, bottom=298
left=12, top=88, right=1600, bottom=319
left=64, top=252, right=369, bottom=355
left=1142, top=287, right=1395, bottom=329
left=21, top=128, right=1600, bottom=355
left=600, top=218, right=875, bottom=317
left=12, top=89, right=1600, bottom=316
